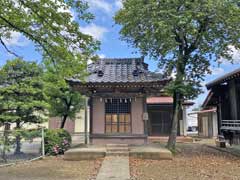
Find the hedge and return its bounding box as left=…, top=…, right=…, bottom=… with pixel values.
left=44, top=129, right=71, bottom=155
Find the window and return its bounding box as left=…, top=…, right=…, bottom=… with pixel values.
left=105, top=98, right=131, bottom=134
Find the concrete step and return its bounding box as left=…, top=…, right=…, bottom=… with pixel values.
left=129, top=147, right=172, bottom=160
left=106, top=144, right=128, bottom=148
left=64, top=147, right=106, bottom=161
left=106, top=144, right=129, bottom=156
left=106, top=147, right=129, bottom=152
left=148, top=136, right=193, bottom=143
left=106, top=151, right=129, bottom=156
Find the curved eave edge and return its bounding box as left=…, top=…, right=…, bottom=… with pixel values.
left=66, top=78, right=172, bottom=87
left=206, top=69, right=240, bottom=89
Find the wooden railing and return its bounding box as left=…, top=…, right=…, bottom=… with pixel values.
left=221, top=120, right=240, bottom=130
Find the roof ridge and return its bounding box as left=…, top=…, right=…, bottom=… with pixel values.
left=81, top=57, right=168, bottom=83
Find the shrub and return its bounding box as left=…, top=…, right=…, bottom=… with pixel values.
left=44, top=129, right=71, bottom=155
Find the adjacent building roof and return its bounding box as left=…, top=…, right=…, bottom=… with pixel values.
left=147, top=97, right=173, bottom=104
left=202, top=91, right=215, bottom=107
left=68, top=57, right=169, bottom=84
left=206, top=67, right=240, bottom=89
left=188, top=108, right=217, bottom=115
left=147, top=97, right=194, bottom=106
left=203, top=67, right=240, bottom=107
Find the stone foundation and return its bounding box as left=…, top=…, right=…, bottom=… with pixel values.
left=64, top=145, right=172, bottom=161
left=91, top=138, right=146, bottom=145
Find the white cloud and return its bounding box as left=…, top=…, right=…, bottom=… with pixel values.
left=200, top=81, right=206, bottom=87
left=57, top=3, right=75, bottom=21
left=87, top=0, right=112, bottom=14
left=210, top=67, right=224, bottom=75
left=87, top=54, right=105, bottom=65
left=115, top=0, right=123, bottom=9
left=219, top=45, right=240, bottom=64
left=79, top=24, right=108, bottom=40
left=2, top=31, right=30, bottom=47
left=87, top=59, right=93, bottom=65
left=98, top=54, right=106, bottom=58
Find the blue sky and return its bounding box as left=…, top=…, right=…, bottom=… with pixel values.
left=1, top=0, right=240, bottom=108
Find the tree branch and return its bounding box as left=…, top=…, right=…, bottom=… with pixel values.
left=0, top=14, right=54, bottom=61
left=0, top=37, right=21, bottom=58
left=187, top=17, right=210, bottom=54
left=173, top=27, right=189, bottom=57
left=18, top=0, right=63, bottom=39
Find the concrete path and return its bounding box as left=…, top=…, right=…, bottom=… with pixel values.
left=96, top=156, right=130, bottom=180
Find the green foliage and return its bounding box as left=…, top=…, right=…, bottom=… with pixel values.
left=0, top=59, right=49, bottom=153
left=0, top=58, right=49, bottom=124
left=44, top=129, right=71, bottom=155
left=115, top=0, right=240, bottom=99
left=14, top=128, right=42, bottom=142
left=116, top=0, right=240, bottom=149
left=165, top=80, right=202, bottom=100
left=0, top=0, right=99, bottom=78
left=43, top=58, right=85, bottom=128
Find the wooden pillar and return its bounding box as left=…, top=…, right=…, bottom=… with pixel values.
left=212, top=112, right=218, bottom=137
left=89, top=97, right=93, bottom=144
left=142, top=96, right=148, bottom=144
left=182, top=105, right=187, bottom=136
left=84, top=97, right=89, bottom=144
left=218, top=96, right=222, bottom=134
left=229, top=80, right=238, bottom=120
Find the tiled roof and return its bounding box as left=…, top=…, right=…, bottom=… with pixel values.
left=69, top=57, right=167, bottom=83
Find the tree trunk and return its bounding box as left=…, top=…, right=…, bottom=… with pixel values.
left=167, top=91, right=181, bottom=150
left=166, top=54, right=185, bottom=151
left=1, top=123, right=10, bottom=162
left=60, top=115, right=68, bottom=129
left=14, top=121, right=22, bottom=155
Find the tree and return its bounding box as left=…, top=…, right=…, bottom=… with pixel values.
left=0, top=0, right=99, bottom=77
left=0, top=0, right=99, bottom=132
left=43, top=60, right=85, bottom=129
left=115, top=0, right=240, bottom=150
left=0, top=58, right=48, bottom=154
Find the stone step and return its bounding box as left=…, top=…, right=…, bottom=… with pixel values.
left=106, top=147, right=129, bottom=152
left=129, top=147, right=173, bottom=160
left=106, top=144, right=128, bottom=148
left=64, top=147, right=106, bottom=161
left=106, top=151, right=129, bottom=156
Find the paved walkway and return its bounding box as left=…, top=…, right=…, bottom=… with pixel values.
left=96, top=156, right=130, bottom=180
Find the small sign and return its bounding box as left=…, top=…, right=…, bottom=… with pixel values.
left=143, top=112, right=149, bottom=121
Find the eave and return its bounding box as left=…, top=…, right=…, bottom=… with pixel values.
left=206, top=67, right=240, bottom=89
left=67, top=78, right=171, bottom=96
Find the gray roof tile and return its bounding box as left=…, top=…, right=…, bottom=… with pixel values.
left=70, top=57, right=166, bottom=83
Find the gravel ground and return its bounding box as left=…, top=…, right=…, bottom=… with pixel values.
left=130, top=143, right=240, bottom=180
left=0, top=156, right=102, bottom=180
